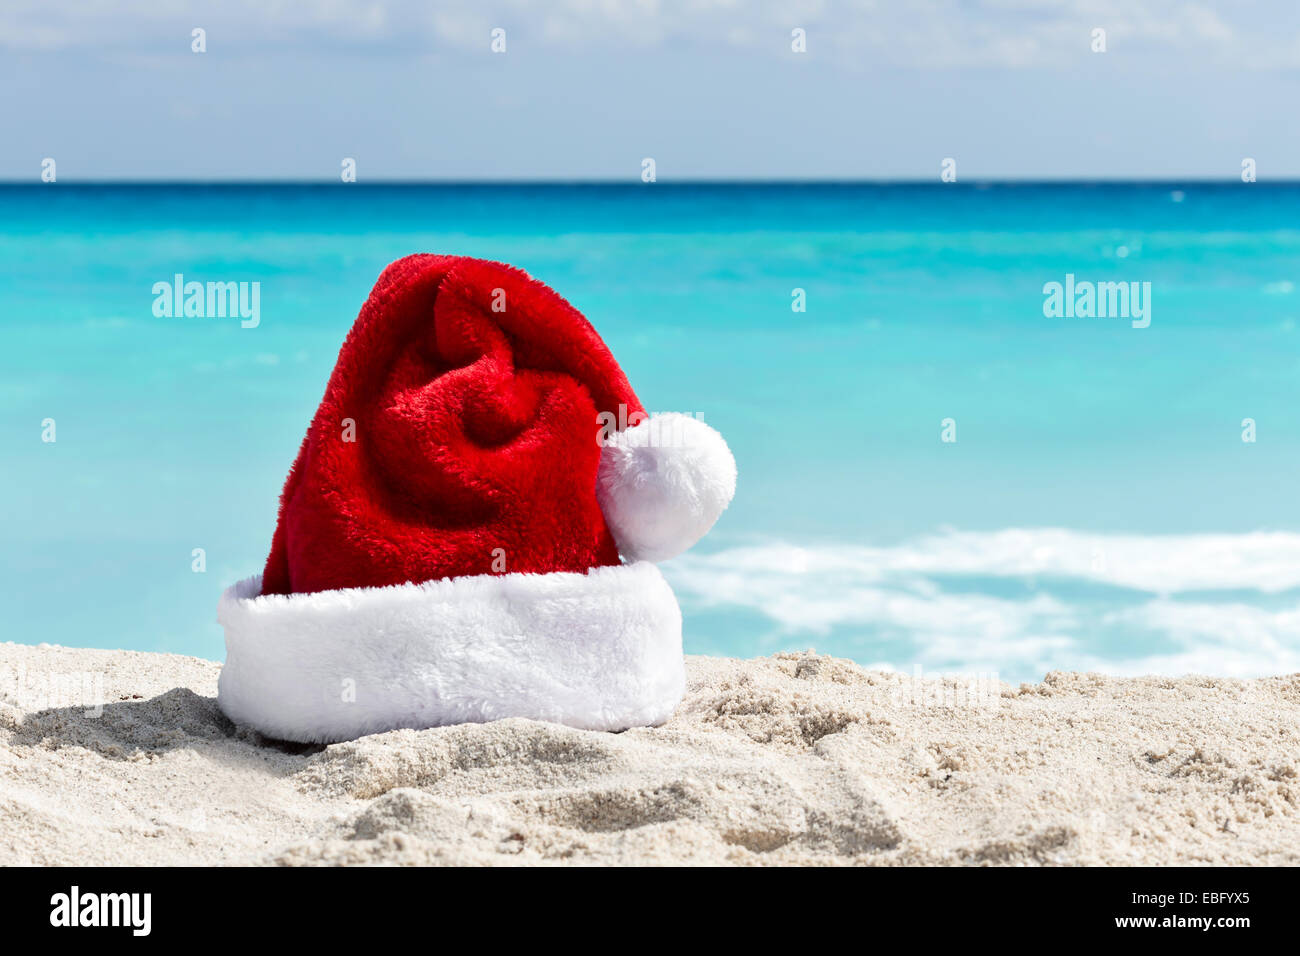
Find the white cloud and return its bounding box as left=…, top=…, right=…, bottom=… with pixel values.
left=0, top=0, right=1288, bottom=68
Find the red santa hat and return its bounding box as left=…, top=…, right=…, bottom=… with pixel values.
left=216, top=255, right=735, bottom=742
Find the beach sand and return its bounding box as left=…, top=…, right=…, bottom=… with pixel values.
left=1, top=642, right=1297, bottom=865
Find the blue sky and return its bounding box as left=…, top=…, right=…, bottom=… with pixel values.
left=3, top=0, right=1300, bottom=180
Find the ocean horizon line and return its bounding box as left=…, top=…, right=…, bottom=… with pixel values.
left=1, top=178, right=1293, bottom=188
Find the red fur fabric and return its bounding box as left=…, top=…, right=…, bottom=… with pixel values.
left=261, top=255, right=645, bottom=596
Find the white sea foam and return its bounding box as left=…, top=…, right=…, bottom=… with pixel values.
left=664, top=529, right=1300, bottom=680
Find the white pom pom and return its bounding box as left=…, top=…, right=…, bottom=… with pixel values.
left=596, top=412, right=737, bottom=563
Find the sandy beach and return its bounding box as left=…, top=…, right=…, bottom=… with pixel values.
left=1, top=641, right=1297, bottom=866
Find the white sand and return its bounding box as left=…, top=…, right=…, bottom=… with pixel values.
left=1, top=641, right=1297, bottom=865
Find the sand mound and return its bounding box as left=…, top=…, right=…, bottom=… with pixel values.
left=1, top=642, right=1297, bottom=865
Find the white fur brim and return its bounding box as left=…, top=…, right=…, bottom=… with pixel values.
left=216, top=562, right=684, bottom=743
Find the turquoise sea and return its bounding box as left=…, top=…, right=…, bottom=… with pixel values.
left=5, top=183, right=1300, bottom=682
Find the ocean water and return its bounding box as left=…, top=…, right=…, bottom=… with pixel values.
left=4, top=182, right=1300, bottom=682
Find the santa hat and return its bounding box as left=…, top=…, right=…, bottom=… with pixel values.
left=216, top=255, right=735, bottom=743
